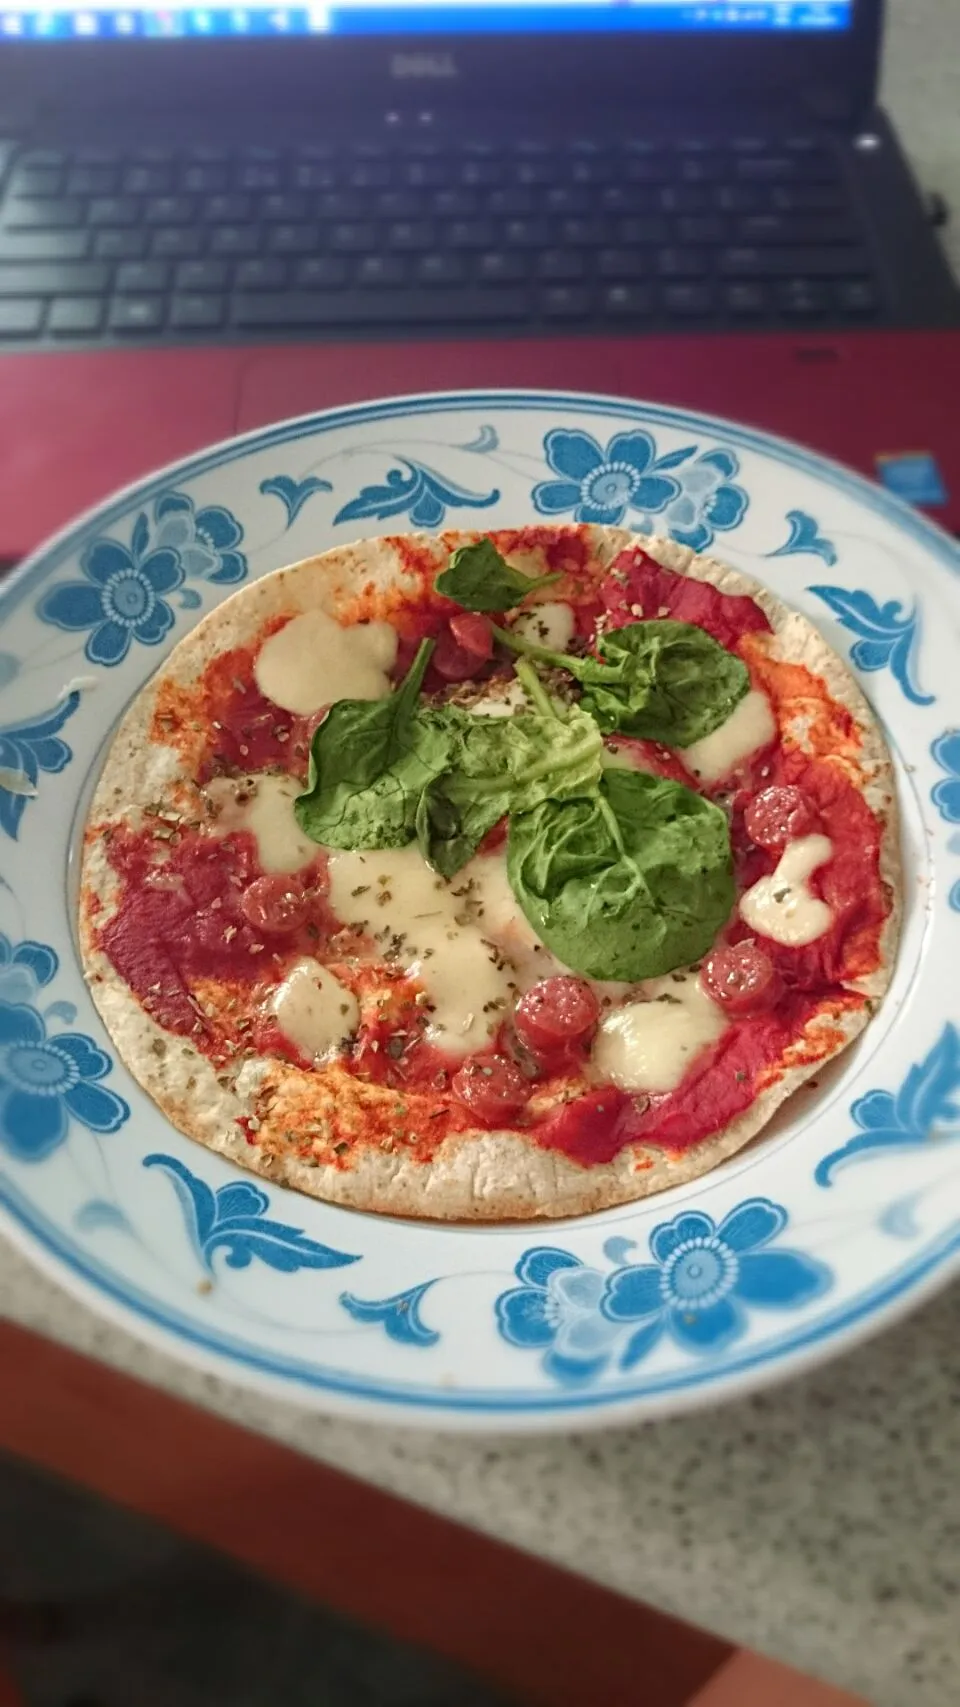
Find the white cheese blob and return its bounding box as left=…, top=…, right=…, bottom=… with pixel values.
left=511, top=600, right=576, bottom=653
left=739, top=834, right=834, bottom=947
left=254, top=611, right=397, bottom=715
left=470, top=678, right=529, bottom=719
left=682, top=690, right=776, bottom=785
left=592, top=972, right=727, bottom=1093
left=271, top=958, right=359, bottom=1060
left=326, top=845, right=544, bottom=1057
left=203, top=774, right=317, bottom=874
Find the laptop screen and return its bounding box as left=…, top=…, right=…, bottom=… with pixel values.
left=1, top=0, right=853, bottom=42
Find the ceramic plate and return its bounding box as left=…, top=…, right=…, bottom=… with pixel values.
left=1, top=389, right=958, bottom=1432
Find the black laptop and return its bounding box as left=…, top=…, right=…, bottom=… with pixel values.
left=0, top=0, right=955, bottom=345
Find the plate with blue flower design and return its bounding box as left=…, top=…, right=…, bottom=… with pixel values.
left=1, top=388, right=958, bottom=1431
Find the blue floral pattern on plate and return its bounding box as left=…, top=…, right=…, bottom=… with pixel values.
left=143, top=1153, right=361, bottom=1276
left=334, top=457, right=500, bottom=529
left=258, top=474, right=333, bottom=529
left=495, top=1199, right=831, bottom=1386
left=0, top=932, right=129, bottom=1162
left=0, top=690, right=80, bottom=840
left=815, top=1025, right=960, bottom=1186
left=532, top=430, right=748, bottom=549
left=148, top=492, right=248, bottom=584
left=36, top=491, right=247, bottom=666
left=339, top=1281, right=440, bottom=1346
left=766, top=509, right=838, bottom=567
left=807, top=585, right=933, bottom=706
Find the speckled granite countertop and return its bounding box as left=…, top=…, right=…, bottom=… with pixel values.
left=3, top=5, right=960, bottom=1704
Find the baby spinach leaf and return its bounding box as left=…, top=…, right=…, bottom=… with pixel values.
left=295, top=639, right=456, bottom=849
left=416, top=695, right=604, bottom=877
left=493, top=618, right=749, bottom=746
left=435, top=539, right=562, bottom=613
left=507, top=767, right=734, bottom=980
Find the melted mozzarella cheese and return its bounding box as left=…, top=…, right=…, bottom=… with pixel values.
left=254, top=610, right=397, bottom=715
left=470, top=678, right=529, bottom=719
left=511, top=601, right=576, bottom=652
left=739, top=834, right=834, bottom=946
left=326, top=845, right=545, bottom=1056
left=271, top=958, right=359, bottom=1060
left=592, top=972, right=727, bottom=1093
left=682, top=690, right=775, bottom=785
left=203, top=774, right=317, bottom=874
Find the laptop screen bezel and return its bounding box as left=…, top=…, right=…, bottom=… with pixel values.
left=0, top=0, right=882, bottom=126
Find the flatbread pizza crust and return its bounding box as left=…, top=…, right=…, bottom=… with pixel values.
left=80, top=527, right=900, bottom=1221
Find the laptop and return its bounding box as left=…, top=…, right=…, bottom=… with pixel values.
left=0, top=0, right=958, bottom=559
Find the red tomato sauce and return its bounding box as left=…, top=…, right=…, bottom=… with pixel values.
left=601, top=547, right=771, bottom=648
left=97, top=821, right=329, bottom=1049
left=729, top=744, right=888, bottom=988
left=533, top=987, right=853, bottom=1166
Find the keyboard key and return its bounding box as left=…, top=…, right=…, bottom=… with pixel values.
left=235, top=257, right=287, bottom=289
left=598, top=248, right=647, bottom=280
left=48, top=295, right=105, bottom=336
left=386, top=220, right=434, bottom=251
left=502, top=218, right=548, bottom=248
left=676, top=215, right=726, bottom=245
left=0, top=229, right=90, bottom=261
left=175, top=259, right=228, bottom=290
left=719, top=245, right=868, bottom=278
left=211, top=225, right=262, bottom=257
left=835, top=278, right=878, bottom=315
left=88, top=197, right=140, bottom=227
left=485, top=188, right=535, bottom=217
left=400, top=161, right=450, bottom=188
left=267, top=224, right=319, bottom=255
left=9, top=166, right=63, bottom=197
left=204, top=193, right=252, bottom=222
left=18, top=149, right=64, bottom=168
left=477, top=250, right=529, bottom=283
left=657, top=247, right=708, bottom=278
left=724, top=280, right=769, bottom=314
left=617, top=215, right=669, bottom=244
left=416, top=252, right=466, bottom=286
left=777, top=279, right=828, bottom=315
left=0, top=262, right=108, bottom=296
left=662, top=281, right=714, bottom=315
left=231, top=287, right=529, bottom=327
left=659, top=186, right=709, bottom=213
left=3, top=198, right=83, bottom=229
left=293, top=163, right=338, bottom=191
left=376, top=190, right=425, bottom=218
left=328, top=221, right=377, bottom=252
left=150, top=227, right=202, bottom=259
left=539, top=284, right=591, bottom=318
left=602, top=282, right=654, bottom=317
left=108, top=295, right=164, bottom=333
left=66, top=165, right=118, bottom=196
left=180, top=164, right=228, bottom=193
left=93, top=229, right=144, bottom=260
left=771, top=185, right=843, bottom=212
left=715, top=185, right=762, bottom=213
left=294, top=256, right=349, bottom=287
left=543, top=187, right=590, bottom=216
left=444, top=219, right=495, bottom=250
left=356, top=254, right=407, bottom=286
left=556, top=217, right=606, bottom=246
left=737, top=155, right=799, bottom=182
left=260, top=192, right=308, bottom=221
left=600, top=186, right=651, bottom=215
left=349, top=162, right=391, bottom=189
left=318, top=189, right=370, bottom=219
left=461, top=160, right=504, bottom=188
left=537, top=249, right=585, bottom=280
left=129, top=145, right=172, bottom=165
left=170, top=293, right=225, bottom=330
left=237, top=165, right=284, bottom=192
left=0, top=298, right=44, bottom=336
left=145, top=195, right=195, bottom=225
left=123, top=164, right=174, bottom=195
left=115, top=260, right=170, bottom=293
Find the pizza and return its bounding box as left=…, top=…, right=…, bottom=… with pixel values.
left=79, top=525, right=900, bottom=1221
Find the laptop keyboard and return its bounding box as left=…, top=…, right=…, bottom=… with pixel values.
left=0, top=134, right=881, bottom=344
